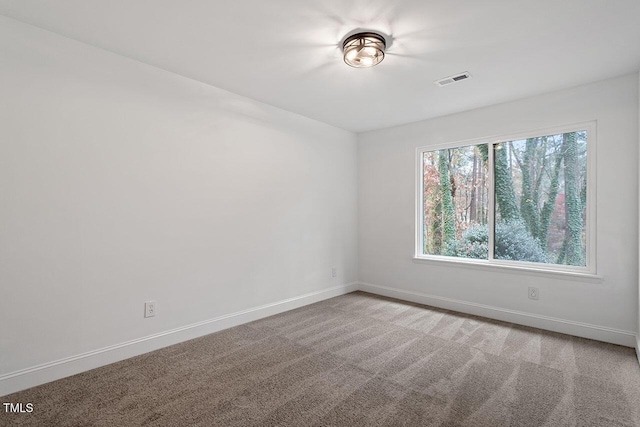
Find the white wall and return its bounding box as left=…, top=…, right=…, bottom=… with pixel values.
left=0, top=16, right=358, bottom=388
left=359, top=74, right=639, bottom=342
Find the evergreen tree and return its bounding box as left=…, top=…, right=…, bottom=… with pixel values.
left=519, top=138, right=540, bottom=238
left=561, top=132, right=584, bottom=265
left=479, top=143, right=520, bottom=221
left=439, top=150, right=456, bottom=250
left=538, top=153, right=563, bottom=247
left=469, top=150, right=478, bottom=222
left=430, top=198, right=443, bottom=253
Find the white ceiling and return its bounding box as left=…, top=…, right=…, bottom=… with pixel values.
left=1, top=0, right=639, bottom=132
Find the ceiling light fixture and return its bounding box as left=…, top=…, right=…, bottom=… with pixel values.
left=342, top=32, right=386, bottom=68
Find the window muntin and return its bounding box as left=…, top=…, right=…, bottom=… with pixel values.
left=417, top=124, right=594, bottom=273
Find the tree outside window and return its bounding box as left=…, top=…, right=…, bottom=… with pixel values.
left=420, top=128, right=590, bottom=270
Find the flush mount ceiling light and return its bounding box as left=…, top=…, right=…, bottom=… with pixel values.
left=342, top=32, right=386, bottom=68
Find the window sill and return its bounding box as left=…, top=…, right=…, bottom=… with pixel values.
left=412, top=256, right=602, bottom=282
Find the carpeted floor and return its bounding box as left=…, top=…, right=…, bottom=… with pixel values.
left=2, top=291, right=639, bottom=426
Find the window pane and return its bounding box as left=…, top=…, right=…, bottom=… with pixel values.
left=493, top=131, right=587, bottom=266
left=423, top=144, right=489, bottom=258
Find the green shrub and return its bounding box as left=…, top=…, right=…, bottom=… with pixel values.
left=445, top=226, right=488, bottom=259
left=448, top=220, right=547, bottom=263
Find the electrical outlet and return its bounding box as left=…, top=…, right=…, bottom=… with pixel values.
left=528, top=287, right=539, bottom=300
left=331, top=267, right=337, bottom=278
left=144, top=301, right=156, bottom=318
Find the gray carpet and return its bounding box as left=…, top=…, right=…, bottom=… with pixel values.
left=2, top=291, right=639, bottom=426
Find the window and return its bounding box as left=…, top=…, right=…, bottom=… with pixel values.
left=416, top=123, right=595, bottom=274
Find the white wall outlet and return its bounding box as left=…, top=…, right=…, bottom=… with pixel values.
left=144, top=301, right=156, bottom=318
left=331, top=267, right=337, bottom=278
left=528, top=287, right=539, bottom=300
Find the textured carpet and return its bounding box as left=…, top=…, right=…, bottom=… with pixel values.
left=2, top=291, right=639, bottom=426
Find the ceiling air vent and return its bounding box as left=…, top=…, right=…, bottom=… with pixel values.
left=435, top=72, right=472, bottom=87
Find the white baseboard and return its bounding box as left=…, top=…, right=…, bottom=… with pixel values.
left=358, top=282, right=637, bottom=348
left=636, top=335, right=640, bottom=366
left=0, top=282, right=358, bottom=397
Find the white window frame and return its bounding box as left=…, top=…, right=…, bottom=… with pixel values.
left=414, top=121, right=597, bottom=278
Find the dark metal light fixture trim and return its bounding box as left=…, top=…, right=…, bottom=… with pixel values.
left=342, top=32, right=386, bottom=68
